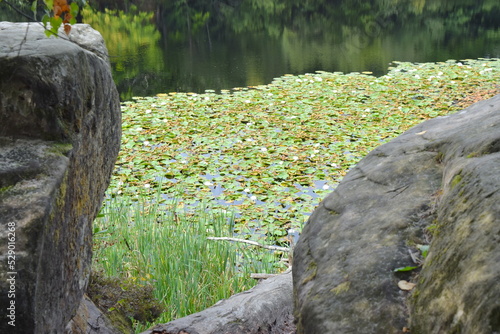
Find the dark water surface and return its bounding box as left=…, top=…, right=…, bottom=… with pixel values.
left=2, top=0, right=500, bottom=100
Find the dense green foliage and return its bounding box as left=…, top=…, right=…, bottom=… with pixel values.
left=93, top=189, right=280, bottom=331
left=107, top=59, right=500, bottom=247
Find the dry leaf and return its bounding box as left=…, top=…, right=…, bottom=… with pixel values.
left=416, top=130, right=426, bottom=135
left=398, top=280, right=416, bottom=291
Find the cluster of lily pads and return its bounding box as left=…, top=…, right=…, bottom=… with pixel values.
left=108, top=59, right=499, bottom=245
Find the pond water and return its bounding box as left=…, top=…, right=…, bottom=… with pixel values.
left=1, top=1, right=500, bottom=100
left=86, top=0, right=500, bottom=100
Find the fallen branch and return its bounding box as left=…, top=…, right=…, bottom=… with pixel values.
left=207, top=237, right=290, bottom=252
left=251, top=267, right=293, bottom=279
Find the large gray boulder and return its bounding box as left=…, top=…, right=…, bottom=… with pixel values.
left=293, top=94, right=500, bottom=333
left=0, top=22, right=121, bottom=333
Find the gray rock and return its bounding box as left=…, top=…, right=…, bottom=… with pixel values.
left=0, top=22, right=121, bottom=333
left=65, top=294, right=123, bottom=334
left=293, top=94, right=500, bottom=333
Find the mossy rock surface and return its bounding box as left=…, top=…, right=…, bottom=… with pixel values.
left=0, top=22, right=121, bottom=333
left=87, top=271, right=164, bottom=332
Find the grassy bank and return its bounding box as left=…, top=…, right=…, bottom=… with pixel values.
left=92, top=190, right=281, bottom=331
left=93, top=59, right=499, bottom=331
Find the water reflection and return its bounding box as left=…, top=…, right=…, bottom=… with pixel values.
left=1, top=1, right=499, bottom=99
left=81, top=0, right=500, bottom=100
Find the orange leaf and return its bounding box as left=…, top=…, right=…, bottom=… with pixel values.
left=53, top=0, right=70, bottom=18
left=64, top=13, right=72, bottom=24
left=53, top=5, right=62, bottom=17
left=63, top=23, right=71, bottom=35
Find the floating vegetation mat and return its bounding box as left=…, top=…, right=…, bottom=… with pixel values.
left=108, top=59, right=500, bottom=245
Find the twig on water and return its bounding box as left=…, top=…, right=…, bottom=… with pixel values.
left=207, top=237, right=290, bottom=252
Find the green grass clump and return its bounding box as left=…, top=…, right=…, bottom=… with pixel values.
left=93, top=189, right=283, bottom=332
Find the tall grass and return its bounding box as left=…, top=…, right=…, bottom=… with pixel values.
left=92, top=187, right=285, bottom=332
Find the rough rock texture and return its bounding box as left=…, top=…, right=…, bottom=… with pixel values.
left=0, top=22, right=121, bottom=333
left=293, top=94, right=500, bottom=333
left=142, top=270, right=295, bottom=334
left=65, top=294, right=122, bottom=334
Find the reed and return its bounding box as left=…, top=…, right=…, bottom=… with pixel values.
left=92, top=188, right=284, bottom=332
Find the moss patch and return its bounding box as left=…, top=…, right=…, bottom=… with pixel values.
left=331, top=281, right=351, bottom=295
left=301, top=262, right=318, bottom=285
left=87, top=271, right=164, bottom=331
left=47, top=142, right=73, bottom=157
left=450, top=174, right=462, bottom=188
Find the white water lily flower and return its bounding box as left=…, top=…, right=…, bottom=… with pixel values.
left=143, top=141, right=150, bottom=146
left=292, top=156, right=299, bottom=161
left=322, top=184, right=330, bottom=190
left=244, top=188, right=250, bottom=193
left=144, top=184, right=151, bottom=188
left=204, top=181, right=213, bottom=186
left=250, top=195, right=257, bottom=201
left=260, top=147, right=268, bottom=152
